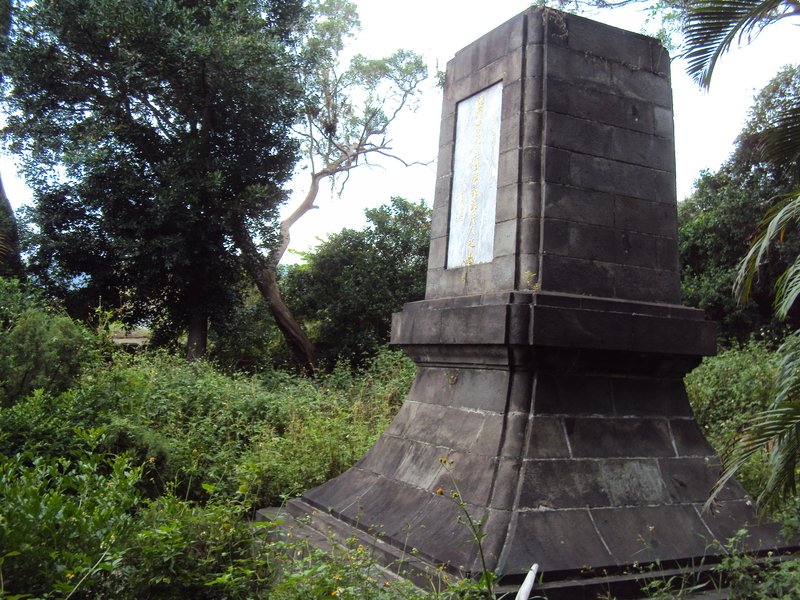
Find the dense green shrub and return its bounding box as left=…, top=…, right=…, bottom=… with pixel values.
left=0, top=348, right=414, bottom=506
left=0, top=345, right=417, bottom=598
left=685, top=339, right=780, bottom=496
left=0, top=436, right=142, bottom=597
left=0, top=278, right=99, bottom=407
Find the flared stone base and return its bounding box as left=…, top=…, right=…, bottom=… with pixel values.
left=271, top=293, right=791, bottom=597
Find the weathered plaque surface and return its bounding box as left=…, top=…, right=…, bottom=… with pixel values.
left=447, top=82, right=502, bottom=267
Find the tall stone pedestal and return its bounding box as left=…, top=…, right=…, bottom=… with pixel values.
left=278, top=8, right=789, bottom=597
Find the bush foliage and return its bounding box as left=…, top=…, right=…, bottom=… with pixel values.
left=685, top=339, right=782, bottom=500
left=0, top=278, right=98, bottom=407
left=4, top=275, right=800, bottom=597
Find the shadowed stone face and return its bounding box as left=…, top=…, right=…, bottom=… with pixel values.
left=447, top=81, right=502, bottom=267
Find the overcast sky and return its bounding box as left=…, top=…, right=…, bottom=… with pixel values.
left=2, top=2, right=798, bottom=262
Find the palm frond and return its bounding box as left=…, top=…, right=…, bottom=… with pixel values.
left=773, top=254, right=800, bottom=318
left=735, top=189, right=800, bottom=306
left=682, top=0, right=798, bottom=88
left=707, top=334, right=800, bottom=511
left=760, top=93, right=800, bottom=168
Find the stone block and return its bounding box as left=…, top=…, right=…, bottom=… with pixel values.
left=499, top=412, right=530, bottom=458
left=302, top=466, right=378, bottom=515
left=545, top=77, right=656, bottom=135
left=496, top=183, right=520, bottom=222
left=519, top=459, right=610, bottom=508
left=491, top=253, right=517, bottom=290
left=658, top=456, right=745, bottom=504
left=525, top=42, right=545, bottom=79
left=433, top=173, right=452, bottom=208
left=517, top=254, right=539, bottom=288
left=615, top=263, right=680, bottom=304
left=391, top=439, right=443, bottom=490
left=599, top=458, right=668, bottom=505
left=651, top=43, right=670, bottom=76
left=401, top=495, right=482, bottom=569
left=501, top=509, right=615, bottom=573
left=404, top=403, right=485, bottom=451
left=591, top=504, right=711, bottom=563
left=522, top=107, right=542, bottom=149
left=611, top=377, right=692, bottom=417
left=518, top=216, right=540, bottom=254
left=498, top=147, right=521, bottom=189
left=429, top=203, right=449, bottom=240
left=610, top=123, right=675, bottom=172
left=542, top=219, right=618, bottom=264
left=427, top=235, right=446, bottom=271
left=526, top=415, right=571, bottom=457
left=436, top=141, right=454, bottom=178
left=431, top=452, right=498, bottom=507
left=565, top=417, right=675, bottom=458
left=489, top=458, right=522, bottom=510
left=343, top=478, right=432, bottom=536
left=701, top=500, right=784, bottom=552
left=413, top=366, right=510, bottom=413
left=520, top=146, right=541, bottom=183
left=539, top=253, right=616, bottom=298
left=546, top=45, right=613, bottom=90
left=654, top=105, right=674, bottom=138
left=559, top=11, right=656, bottom=72
left=543, top=146, right=572, bottom=185
left=390, top=308, right=432, bottom=345
left=542, top=183, right=614, bottom=227
left=438, top=112, right=455, bottom=148
left=508, top=368, right=535, bottom=414
left=535, top=373, right=615, bottom=415
left=472, top=414, right=508, bottom=456
left=494, top=218, right=518, bottom=258
left=439, top=305, right=509, bottom=344
left=381, top=400, right=417, bottom=437
left=355, top=435, right=407, bottom=476
left=507, top=303, right=532, bottom=343
left=670, top=418, right=718, bottom=458
left=610, top=61, right=672, bottom=107
left=614, top=194, right=676, bottom=237
left=567, top=152, right=671, bottom=203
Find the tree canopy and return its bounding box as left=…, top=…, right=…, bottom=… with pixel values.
left=679, top=65, right=800, bottom=343
left=281, top=197, right=430, bottom=368
left=2, top=0, right=308, bottom=356
left=236, top=0, right=427, bottom=371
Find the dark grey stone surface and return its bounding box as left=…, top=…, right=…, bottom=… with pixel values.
left=279, top=7, right=795, bottom=597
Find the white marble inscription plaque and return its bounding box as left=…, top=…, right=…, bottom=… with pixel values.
left=447, top=82, right=502, bottom=268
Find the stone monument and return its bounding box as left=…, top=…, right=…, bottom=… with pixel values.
left=273, top=8, right=789, bottom=597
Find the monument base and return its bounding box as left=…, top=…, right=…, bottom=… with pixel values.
left=265, top=292, right=793, bottom=598
left=260, top=503, right=787, bottom=599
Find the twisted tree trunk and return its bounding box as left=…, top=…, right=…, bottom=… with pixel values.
left=232, top=197, right=318, bottom=372
left=0, top=174, right=24, bottom=278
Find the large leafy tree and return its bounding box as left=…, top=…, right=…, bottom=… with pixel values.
left=2, top=0, right=308, bottom=357
left=281, top=197, right=430, bottom=368
left=233, top=0, right=427, bottom=371
left=679, top=65, right=800, bottom=344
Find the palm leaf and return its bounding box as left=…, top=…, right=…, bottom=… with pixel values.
left=773, top=254, right=800, bottom=318
left=707, top=334, right=800, bottom=511
left=735, top=189, right=800, bottom=305
left=759, top=93, right=800, bottom=169
left=682, top=0, right=798, bottom=88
